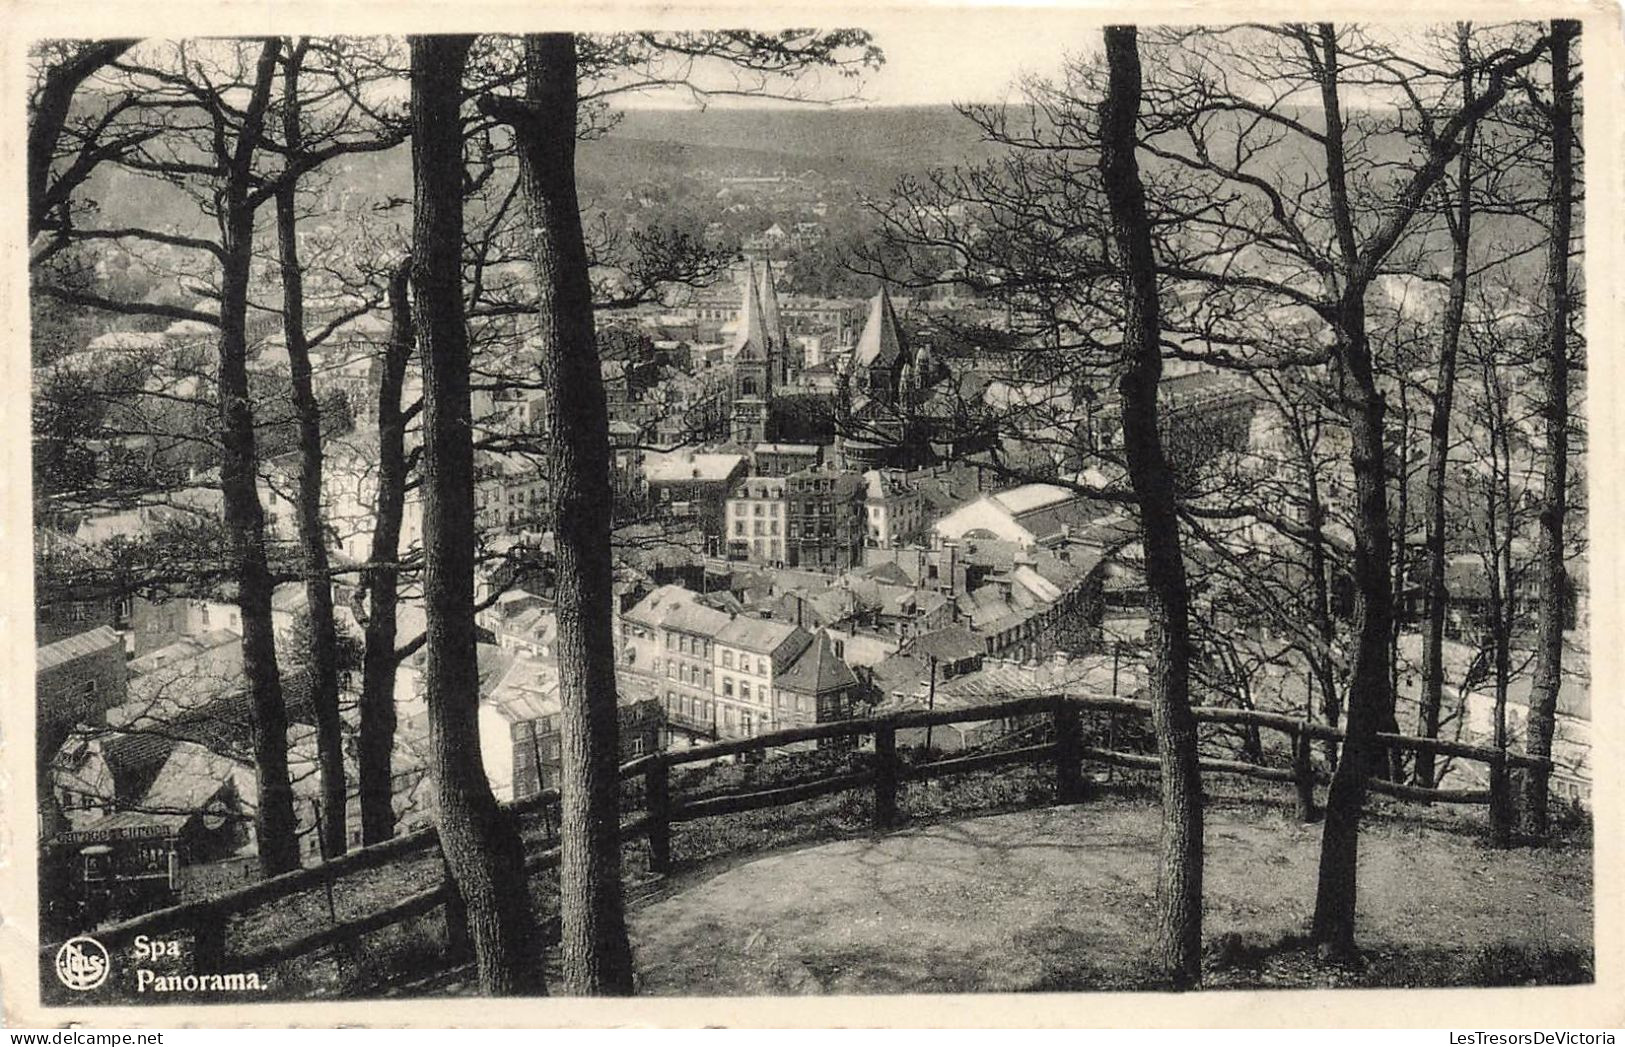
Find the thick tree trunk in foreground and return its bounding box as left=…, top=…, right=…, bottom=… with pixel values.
left=221, top=40, right=300, bottom=877
left=1303, top=19, right=1539, bottom=954
left=1310, top=300, right=1393, bottom=958
left=1307, top=26, right=1393, bottom=953
left=1099, top=24, right=1203, bottom=989
left=482, top=32, right=635, bottom=997
left=1522, top=19, right=1579, bottom=840
left=276, top=41, right=347, bottom=858
left=359, top=261, right=415, bottom=845
left=1416, top=26, right=1477, bottom=790
left=411, top=34, right=545, bottom=996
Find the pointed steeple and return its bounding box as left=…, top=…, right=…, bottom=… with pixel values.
left=757, top=258, right=783, bottom=349
left=734, top=264, right=769, bottom=361
left=854, top=286, right=905, bottom=371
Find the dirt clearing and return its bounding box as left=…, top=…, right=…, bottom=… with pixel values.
left=629, top=800, right=1592, bottom=994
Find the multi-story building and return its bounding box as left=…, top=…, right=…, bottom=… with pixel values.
left=725, top=476, right=787, bottom=565
left=712, top=616, right=814, bottom=739
left=785, top=468, right=867, bottom=572
left=772, top=631, right=863, bottom=735
left=863, top=469, right=924, bottom=548
left=37, top=627, right=129, bottom=839
left=619, top=585, right=734, bottom=738
left=642, top=450, right=749, bottom=552
left=752, top=442, right=823, bottom=478
left=474, top=451, right=548, bottom=535
left=506, top=693, right=665, bottom=802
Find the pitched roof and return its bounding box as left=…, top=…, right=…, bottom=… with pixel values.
left=716, top=615, right=811, bottom=656
left=992, top=483, right=1076, bottom=516
left=777, top=633, right=859, bottom=694
left=856, top=559, right=916, bottom=587
left=643, top=450, right=747, bottom=484
left=662, top=599, right=734, bottom=638
left=854, top=287, right=905, bottom=371
left=757, top=260, right=783, bottom=345
left=910, top=624, right=984, bottom=664
left=485, top=653, right=560, bottom=723
left=734, top=267, right=769, bottom=360
left=38, top=626, right=123, bottom=673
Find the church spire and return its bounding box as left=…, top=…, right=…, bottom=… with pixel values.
left=854, top=286, right=905, bottom=371
left=757, top=258, right=783, bottom=349
left=734, top=263, right=769, bottom=360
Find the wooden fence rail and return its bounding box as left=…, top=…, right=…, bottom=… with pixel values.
left=43, top=692, right=1550, bottom=984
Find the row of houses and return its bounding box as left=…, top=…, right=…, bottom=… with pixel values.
left=618, top=584, right=862, bottom=743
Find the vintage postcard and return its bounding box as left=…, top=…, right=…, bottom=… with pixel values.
left=2, top=0, right=1621, bottom=1029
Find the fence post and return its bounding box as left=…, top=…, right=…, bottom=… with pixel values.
left=1105, top=710, right=1116, bottom=783
left=1292, top=723, right=1318, bottom=822
left=1054, top=697, right=1085, bottom=803
left=874, top=723, right=899, bottom=830
left=1489, top=751, right=1512, bottom=849
left=645, top=757, right=672, bottom=875
left=193, top=906, right=227, bottom=974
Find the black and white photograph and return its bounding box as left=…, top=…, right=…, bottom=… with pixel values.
left=8, top=0, right=1618, bottom=1026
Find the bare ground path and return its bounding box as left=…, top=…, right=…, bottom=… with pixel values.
left=628, top=800, right=1592, bottom=994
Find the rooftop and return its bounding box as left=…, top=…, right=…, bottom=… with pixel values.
left=716, top=615, right=812, bottom=656
left=38, top=626, right=124, bottom=674
left=777, top=633, right=859, bottom=694
left=644, top=450, right=747, bottom=484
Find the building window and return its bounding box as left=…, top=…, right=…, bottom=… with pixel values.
left=722, top=650, right=734, bottom=669
left=723, top=678, right=734, bottom=697
left=740, top=682, right=751, bottom=701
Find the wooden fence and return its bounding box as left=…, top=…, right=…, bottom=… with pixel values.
left=42, top=693, right=1550, bottom=985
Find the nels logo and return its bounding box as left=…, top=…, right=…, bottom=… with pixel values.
left=54, top=935, right=110, bottom=991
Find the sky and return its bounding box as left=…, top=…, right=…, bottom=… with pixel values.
left=618, top=8, right=1103, bottom=110
left=849, top=9, right=1100, bottom=106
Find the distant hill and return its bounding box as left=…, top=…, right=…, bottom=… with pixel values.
left=595, top=104, right=1002, bottom=184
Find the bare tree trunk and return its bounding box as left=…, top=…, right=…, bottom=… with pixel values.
left=1100, top=24, right=1203, bottom=989
left=481, top=32, right=636, bottom=996
left=276, top=39, right=347, bottom=859
left=1417, top=24, right=1477, bottom=789
left=359, top=260, right=414, bottom=845
left=411, top=34, right=545, bottom=996
left=1522, top=19, right=1578, bottom=840
left=1383, top=372, right=1409, bottom=782
left=1479, top=350, right=1515, bottom=847
left=1290, top=408, right=1342, bottom=765
left=222, top=39, right=300, bottom=877
left=1306, top=27, right=1393, bottom=953
left=1311, top=295, right=1393, bottom=959
left=27, top=39, right=137, bottom=240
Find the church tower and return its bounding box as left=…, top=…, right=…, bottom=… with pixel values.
left=851, top=286, right=907, bottom=405
left=757, top=258, right=793, bottom=386
left=731, top=265, right=773, bottom=445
